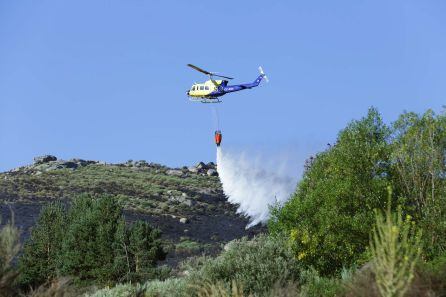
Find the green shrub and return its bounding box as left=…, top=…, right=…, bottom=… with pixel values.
left=184, top=234, right=300, bottom=296
left=143, top=278, right=190, bottom=297
left=298, top=269, right=344, bottom=297
left=196, top=281, right=248, bottom=297
left=175, top=239, right=202, bottom=255
left=86, top=283, right=145, bottom=297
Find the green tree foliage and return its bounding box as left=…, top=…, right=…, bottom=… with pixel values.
left=60, top=195, right=127, bottom=283
left=269, top=108, right=392, bottom=275
left=370, top=191, right=421, bottom=297
left=18, top=202, right=65, bottom=288
left=126, top=221, right=166, bottom=282
left=18, top=195, right=166, bottom=288
left=391, top=110, right=446, bottom=257
left=270, top=107, right=446, bottom=277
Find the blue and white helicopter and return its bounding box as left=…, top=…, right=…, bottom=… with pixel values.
left=186, top=64, right=268, bottom=103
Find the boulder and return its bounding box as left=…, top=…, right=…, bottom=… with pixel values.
left=69, top=158, right=96, bottom=167
left=195, top=162, right=207, bottom=170
left=149, top=162, right=164, bottom=169
left=63, top=161, right=78, bottom=169
left=188, top=166, right=199, bottom=174
left=166, top=169, right=183, bottom=177
left=207, top=169, right=218, bottom=176
left=181, top=199, right=196, bottom=207
left=34, top=155, right=57, bottom=165
left=134, top=160, right=149, bottom=167
left=198, top=188, right=213, bottom=195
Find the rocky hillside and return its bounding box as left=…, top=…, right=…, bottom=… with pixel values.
left=0, top=155, right=264, bottom=267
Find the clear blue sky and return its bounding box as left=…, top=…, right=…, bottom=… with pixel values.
left=1, top=0, right=445, bottom=171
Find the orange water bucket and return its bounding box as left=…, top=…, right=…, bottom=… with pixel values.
left=215, top=130, right=222, bottom=146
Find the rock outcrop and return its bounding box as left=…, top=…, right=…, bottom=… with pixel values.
left=6, top=156, right=218, bottom=178
left=187, top=161, right=218, bottom=176
left=33, top=155, right=57, bottom=165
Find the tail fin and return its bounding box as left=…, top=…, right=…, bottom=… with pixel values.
left=252, top=74, right=264, bottom=86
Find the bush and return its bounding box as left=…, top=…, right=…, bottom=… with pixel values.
left=84, top=277, right=186, bottom=297
left=87, top=283, right=146, bottom=297
left=143, top=278, right=190, bottom=297
left=184, top=234, right=300, bottom=296
left=298, top=269, right=344, bottom=297
left=196, top=281, right=248, bottom=297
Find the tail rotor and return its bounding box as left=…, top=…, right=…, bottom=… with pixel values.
left=258, top=66, right=269, bottom=83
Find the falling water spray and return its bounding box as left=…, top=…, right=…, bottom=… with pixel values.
left=216, top=146, right=299, bottom=228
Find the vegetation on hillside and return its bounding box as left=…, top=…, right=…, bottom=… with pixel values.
left=0, top=162, right=223, bottom=216
left=0, top=108, right=445, bottom=296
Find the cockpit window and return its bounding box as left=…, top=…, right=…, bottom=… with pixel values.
left=205, top=86, right=209, bottom=90
left=192, top=86, right=195, bottom=91
left=200, top=86, right=204, bottom=90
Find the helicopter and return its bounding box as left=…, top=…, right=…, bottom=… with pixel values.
left=186, top=64, right=268, bottom=103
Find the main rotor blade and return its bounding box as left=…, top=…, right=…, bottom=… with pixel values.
left=187, top=64, right=234, bottom=79
left=187, top=64, right=212, bottom=75
left=212, top=74, right=234, bottom=80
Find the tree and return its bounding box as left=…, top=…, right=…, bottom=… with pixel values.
left=391, top=110, right=446, bottom=258
left=18, top=202, right=65, bottom=288
left=269, top=108, right=393, bottom=275
left=18, top=194, right=166, bottom=287
left=127, top=221, right=166, bottom=281
left=60, top=195, right=128, bottom=284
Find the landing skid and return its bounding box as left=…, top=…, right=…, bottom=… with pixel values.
left=188, top=97, right=222, bottom=104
